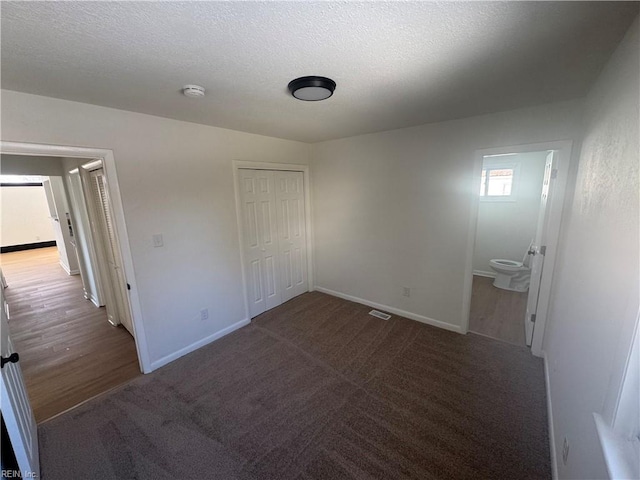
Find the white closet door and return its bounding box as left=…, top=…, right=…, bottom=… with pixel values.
left=239, top=169, right=280, bottom=318
left=274, top=171, right=308, bottom=303
left=89, top=169, right=134, bottom=336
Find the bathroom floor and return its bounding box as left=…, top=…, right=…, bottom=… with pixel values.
left=469, top=275, right=528, bottom=347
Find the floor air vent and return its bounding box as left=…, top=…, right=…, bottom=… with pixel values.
left=369, top=310, right=391, bottom=320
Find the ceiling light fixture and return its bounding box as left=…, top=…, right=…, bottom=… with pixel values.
left=182, top=84, right=206, bottom=98
left=288, top=76, right=336, bottom=101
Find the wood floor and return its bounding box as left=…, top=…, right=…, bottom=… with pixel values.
left=469, top=275, right=528, bottom=347
left=1, top=247, right=140, bottom=423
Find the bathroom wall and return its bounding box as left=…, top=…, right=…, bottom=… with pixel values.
left=472, top=151, right=547, bottom=275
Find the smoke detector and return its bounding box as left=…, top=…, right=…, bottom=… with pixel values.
left=182, top=85, right=206, bottom=98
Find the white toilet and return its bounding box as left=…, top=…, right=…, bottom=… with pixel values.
left=489, top=248, right=532, bottom=292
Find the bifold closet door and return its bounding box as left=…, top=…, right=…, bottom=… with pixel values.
left=88, top=169, right=134, bottom=336
left=239, top=169, right=281, bottom=318
left=239, top=169, right=308, bottom=318
left=275, top=171, right=308, bottom=303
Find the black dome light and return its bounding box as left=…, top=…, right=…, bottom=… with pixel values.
left=288, top=76, right=336, bottom=101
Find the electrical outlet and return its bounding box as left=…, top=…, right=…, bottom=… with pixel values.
left=562, top=437, right=570, bottom=465
left=402, top=287, right=411, bottom=297
left=200, top=308, right=209, bottom=321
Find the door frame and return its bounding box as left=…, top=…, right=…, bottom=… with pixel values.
left=0, top=141, right=151, bottom=373
left=461, top=140, right=573, bottom=357
left=232, top=161, right=314, bottom=320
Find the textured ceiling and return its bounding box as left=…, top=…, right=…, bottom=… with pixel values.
left=1, top=2, right=637, bottom=143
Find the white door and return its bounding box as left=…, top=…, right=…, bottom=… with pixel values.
left=0, top=285, right=39, bottom=478
left=88, top=169, right=134, bottom=336
left=525, top=151, right=556, bottom=346
left=68, top=169, right=105, bottom=306
left=239, top=169, right=281, bottom=318
left=238, top=169, right=308, bottom=318
left=42, top=177, right=80, bottom=275
left=275, top=171, right=308, bottom=303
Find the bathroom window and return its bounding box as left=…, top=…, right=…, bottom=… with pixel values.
left=479, top=163, right=519, bottom=201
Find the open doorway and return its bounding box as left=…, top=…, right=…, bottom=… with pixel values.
left=0, top=152, right=141, bottom=422
left=468, top=151, right=549, bottom=346
left=462, top=141, right=572, bottom=355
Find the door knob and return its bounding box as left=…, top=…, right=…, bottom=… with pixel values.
left=1, top=352, right=19, bottom=368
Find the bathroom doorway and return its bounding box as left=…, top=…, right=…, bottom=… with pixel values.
left=462, top=141, right=573, bottom=354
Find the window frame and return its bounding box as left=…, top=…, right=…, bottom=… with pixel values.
left=594, top=310, right=640, bottom=479
left=479, top=160, right=520, bottom=202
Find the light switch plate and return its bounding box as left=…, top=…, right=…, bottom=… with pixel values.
left=152, top=234, right=164, bottom=247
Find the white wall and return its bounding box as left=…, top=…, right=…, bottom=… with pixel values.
left=0, top=90, right=309, bottom=367
left=0, top=185, right=56, bottom=247
left=1, top=154, right=63, bottom=176
left=310, top=100, right=583, bottom=330
left=542, top=18, right=639, bottom=479
left=473, top=151, right=547, bottom=275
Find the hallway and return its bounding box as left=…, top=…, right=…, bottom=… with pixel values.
left=1, top=247, right=140, bottom=423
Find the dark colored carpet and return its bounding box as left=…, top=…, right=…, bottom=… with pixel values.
left=39, top=292, right=550, bottom=479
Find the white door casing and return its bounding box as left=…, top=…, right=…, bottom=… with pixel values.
left=0, top=140, right=149, bottom=373
left=0, top=285, right=39, bottom=478
left=275, top=171, right=308, bottom=303
left=525, top=150, right=556, bottom=346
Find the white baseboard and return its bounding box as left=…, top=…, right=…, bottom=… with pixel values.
left=543, top=351, right=559, bottom=480
left=89, top=294, right=101, bottom=308
left=314, top=286, right=462, bottom=334
left=473, top=270, right=496, bottom=278
left=149, top=317, right=250, bottom=372
left=59, top=261, right=80, bottom=276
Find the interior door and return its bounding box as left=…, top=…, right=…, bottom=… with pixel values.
left=88, top=168, right=134, bottom=336
left=0, top=283, right=39, bottom=478
left=275, top=171, right=308, bottom=303
left=239, top=169, right=281, bottom=318
left=41, top=178, right=68, bottom=268
left=525, top=151, right=556, bottom=346
left=69, top=169, right=105, bottom=306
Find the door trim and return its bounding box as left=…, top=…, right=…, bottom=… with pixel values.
left=233, top=161, right=313, bottom=320
left=0, top=141, right=151, bottom=373
left=461, top=140, right=573, bottom=357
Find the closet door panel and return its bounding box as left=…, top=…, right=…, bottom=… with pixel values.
left=275, top=171, right=308, bottom=303
left=239, top=169, right=280, bottom=317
